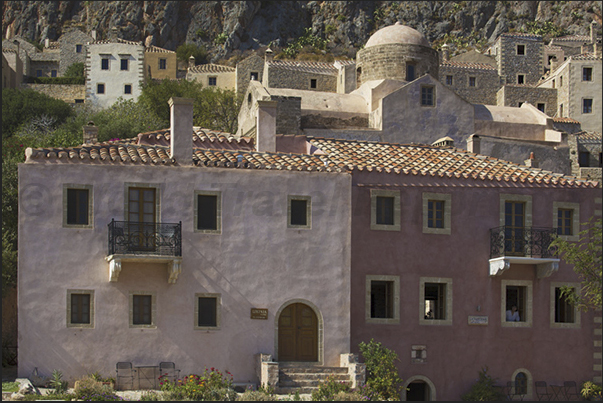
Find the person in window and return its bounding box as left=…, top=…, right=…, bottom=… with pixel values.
left=506, top=305, right=520, bottom=321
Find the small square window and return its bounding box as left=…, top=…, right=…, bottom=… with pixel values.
left=424, top=283, right=447, bottom=319
left=120, top=58, right=129, bottom=71
left=517, top=74, right=525, bottom=84
left=423, top=193, right=451, bottom=234
left=124, top=84, right=132, bottom=94
left=195, top=293, right=221, bottom=330
left=36, top=70, right=43, bottom=77
left=376, top=197, right=394, bottom=225
left=366, top=275, right=400, bottom=324
left=288, top=196, right=311, bottom=229
left=76, top=44, right=83, bottom=53
left=469, top=76, right=476, bottom=87
left=583, top=67, right=592, bottom=81
left=537, top=103, right=545, bottom=113
left=131, top=294, right=155, bottom=327
left=97, top=83, right=105, bottom=94
left=371, top=190, right=400, bottom=231
left=557, top=209, right=573, bottom=235
left=550, top=282, right=580, bottom=329
left=195, top=192, right=221, bottom=233
left=64, top=185, right=93, bottom=228
left=51, top=70, right=57, bottom=77
left=427, top=200, right=444, bottom=228
left=517, top=44, right=525, bottom=55
left=159, top=58, right=167, bottom=70
left=583, top=98, right=593, bottom=114
left=554, top=287, right=574, bottom=323
left=250, top=72, right=259, bottom=81
left=67, top=290, right=94, bottom=328
left=501, top=280, right=532, bottom=327
left=310, top=79, right=317, bottom=89
left=101, top=58, right=109, bottom=70
left=421, top=86, right=434, bottom=106
left=553, top=202, right=579, bottom=241
left=208, top=76, right=217, bottom=86
left=445, top=75, right=453, bottom=85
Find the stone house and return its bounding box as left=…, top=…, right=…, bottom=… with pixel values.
left=2, top=49, right=23, bottom=88
left=144, top=45, right=177, bottom=80
left=235, top=52, right=265, bottom=96
left=487, top=32, right=544, bottom=86
left=438, top=60, right=501, bottom=105
left=186, top=62, right=236, bottom=90
left=496, top=84, right=557, bottom=116
left=58, top=28, right=94, bottom=75
left=568, top=131, right=602, bottom=181
left=2, top=36, right=36, bottom=78
left=85, top=38, right=145, bottom=109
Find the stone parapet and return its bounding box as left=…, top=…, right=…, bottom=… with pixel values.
left=20, top=83, right=86, bottom=104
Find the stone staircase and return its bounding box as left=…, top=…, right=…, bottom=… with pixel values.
left=275, top=366, right=350, bottom=395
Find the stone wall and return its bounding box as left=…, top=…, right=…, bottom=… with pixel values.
left=356, top=43, right=439, bottom=84
left=30, top=60, right=60, bottom=77
left=497, top=85, right=557, bottom=117
left=21, top=83, right=86, bottom=103
left=440, top=66, right=501, bottom=105
left=568, top=133, right=603, bottom=180
left=274, top=96, right=301, bottom=135
left=58, top=29, right=93, bottom=75
left=265, top=68, right=336, bottom=92
left=301, top=114, right=368, bottom=130
left=236, top=53, right=264, bottom=95
left=499, top=35, right=543, bottom=85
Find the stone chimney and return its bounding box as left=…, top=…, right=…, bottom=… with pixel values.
left=109, top=27, right=119, bottom=41
left=188, top=55, right=195, bottom=69
left=524, top=152, right=539, bottom=168
left=265, top=48, right=273, bottom=62
left=83, top=121, right=99, bottom=144
left=441, top=44, right=450, bottom=62
left=44, top=38, right=50, bottom=48
left=169, top=97, right=194, bottom=165
left=467, top=134, right=480, bottom=154
left=91, top=30, right=97, bottom=41
left=549, top=56, right=558, bottom=72
left=591, top=21, right=597, bottom=44
left=256, top=100, right=277, bottom=153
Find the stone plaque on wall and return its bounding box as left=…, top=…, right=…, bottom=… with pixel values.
left=468, top=316, right=489, bottom=325
left=251, top=308, right=268, bottom=320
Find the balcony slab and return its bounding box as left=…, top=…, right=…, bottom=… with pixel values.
left=106, top=254, right=182, bottom=284
left=488, top=256, right=560, bottom=278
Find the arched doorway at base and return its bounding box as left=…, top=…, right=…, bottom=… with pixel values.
left=402, top=376, right=436, bottom=401
left=275, top=300, right=322, bottom=363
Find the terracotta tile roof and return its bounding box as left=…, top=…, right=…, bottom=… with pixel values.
left=501, top=32, right=542, bottom=40
left=136, top=128, right=254, bottom=151
left=307, top=137, right=597, bottom=187
left=551, top=35, right=591, bottom=43
left=188, top=63, right=235, bottom=73
left=553, top=117, right=581, bottom=123
left=91, top=38, right=143, bottom=46
left=544, top=44, right=564, bottom=51
left=267, top=60, right=338, bottom=75
left=2, top=48, right=18, bottom=54
left=571, top=53, right=602, bottom=61
left=440, top=61, right=497, bottom=70
left=145, top=45, right=175, bottom=53
left=193, top=149, right=344, bottom=171
left=575, top=131, right=602, bottom=141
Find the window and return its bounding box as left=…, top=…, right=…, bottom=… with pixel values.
left=579, top=151, right=590, bottom=167
left=583, top=67, right=593, bottom=81
left=366, top=275, right=400, bottom=324
left=120, top=58, right=129, bottom=71
left=288, top=195, right=311, bottom=229
left=51, top=70, right=57, bottom=77
left=76, top=44, right=83, bottom=53
left=420, top=277, right=453, bottom=325
left=421, top=86, right=435, bottom=106
left=310, top=78, right=317, bottom=89
left=552, top=79, right=556, bottom=88
left=550, top=282, right=580, bottom=328
left=511, top=369, right=533, bottom=399
left=101, top=58, right=109, bottom=70
left=195, top=293, right=221, bottom=330
left=504, top=201, right=525, bottom=255
left=250, top=72, right=259, bottom=81
left=159, top=58, right=167, bottom=70
left=445, top=75, right=453, bottom=85
left=537, top=103, right=545, bottom=112
left=97, top=83, right=105, bottom=94
left=67, top=290, right=94, bottom=328
left=517, top=74, right=525, bottom=84
left=559, top=103, right=564, bottom=117
left=406, top=63, right=415, bottom=81
left=208, top=76, right=217, bottom=86
left=553, top=202, right=579, bottom=241
left=515, top=372, right=528, bottom=395
left=422, top=193, right=451, bottom=234
left=371, top=190, right=400, bottom=231
left=124, top=84, right=132, bottom=94
left=130, top=293, right=156, bottom=328
left=583, top=98, right=593, bottom=114
left=36, top=70, right=43, bottom=77
left=63, top=185, right=93, bottom=228
left=559, top=76, right=563, bottom=87
left=469, top=76, right=476, bottom=87
left=501, top=280, right=532, bottom=327
left=195, top=191, right=221, bottom=233
left=517, top=44, right=525, bottom=55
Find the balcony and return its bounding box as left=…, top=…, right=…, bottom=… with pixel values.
left=489, top=226, right=559, bottom=278
left=106, top=220, right=182, bottom=283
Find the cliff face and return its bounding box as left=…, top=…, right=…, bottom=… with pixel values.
left=2, top=1, right=602, bottom=62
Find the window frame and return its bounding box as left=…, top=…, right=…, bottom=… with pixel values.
left=194, top=293, right=221, bottom=330
left=468, top=76, right=476, bottom=87
left=582, top=66, right=593, bottom=82
left=501, top=280, right=533, bottom=328
left=120, top=58, right=129, bottom=71
left=499, top=194, right=532, bottom=227
left=552, top=201, right=580, bottom=241
left=97, top=83, right=105, bottom=94
left=516, top=44, right=526, bottom=56
left=445, top=75, right=453, bottom=86
left=129, top=292, right=157, bottom=329
left=550, top=282, right=581, bottom=329
left=406, top=63, right=416, bottom=81
left=517, top=74, right=525, bottom=84
left=51, top=70, right=57, bottom=77
left=194, top=190, right=222, bottom=234
left=583, top=98, right=593, bottom=114
left=76, top=44, right=83, bottom=53
left=101, top=57, right=110, bottom=71
left=158, top=58, right=167, bottom=70
left=420, top=85, right=435, bottom=107
left=124, top=84, right=132, bottom=95
left=365, top=275, right=400, bottom=325
left=66, top=289, right=94, bottom=328
left=422, top=193, right=451, bottom=235
left=250, top=72, right=259, bottom=81
left=287, top=195, right=312, bottom=229
left=310, top=78, right=317, bottom=89
left=370, top=189, right=400, bottom=231
left=537, top=103, right=545, bottom=113
left=63, top=184, right=93, bottom=228
left=208, top=76, right=217, bottom=86
left=419, top=277, right=453, bottom=326
left=124, top=183, right=161, bottom=223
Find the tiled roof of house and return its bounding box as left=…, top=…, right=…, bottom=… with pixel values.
left=145, top=45, right=175, bottom=53
left=571, top=53, right=602, bottom=60
left=188, top=63, right=235, bottom=73
left=307, top=137, right=597, bottom=187
left=2, top=48, right=18, bottom=54
left=136, top=128, right=254, bottom=150
left=440, top=61, right=497, bottom=70
left=500, top=32, right=542, bottom=40
left=575, top=131, right=602, bottom=141
left=553, top=117, right=581, bottom=124
left=90, top=38, right=143, bottom=46
left=551, top=35, right=591, bottom=43
left=267, top=60, right=338, bottom=75
left=544, top=44, right=564, bottom=51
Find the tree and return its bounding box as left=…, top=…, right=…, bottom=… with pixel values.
left=176, top=43, right=208, bottom=65
left=64, top=62, right=85, bottom=78
left=461, top=367, right=505, bottom=401
left=358, top=339, right=403, bottom=400
left=551, top=216, right=602, bottom=311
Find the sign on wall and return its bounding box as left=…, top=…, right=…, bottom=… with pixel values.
left=251, top=308, right=268, bottom=320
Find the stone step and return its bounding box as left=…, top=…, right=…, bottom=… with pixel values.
left=275, top=386, right=317, bottom=395
left=279, top=379, right=322, bottom=388
left=279, top=373, right=350, bottom=382
left=279, top=366, right=348, bottom=375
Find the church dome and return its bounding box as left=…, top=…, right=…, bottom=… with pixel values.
left=365, top=22, right=430, bottom=48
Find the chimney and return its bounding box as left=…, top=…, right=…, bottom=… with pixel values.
left=91, top=30, right=97, bottom=41
left=591, top=21, right=597, bottom=44
left=188, top=55, right=195, bottom=69
left=44, top=38, right=50, bottom=48
left=265, top=48, right=273, bottom=62
left=467, top=134, right=480, bottom=154
left=549, top=56, right=558, bottom=72
left=168, top=97, right=194, bottom=165
left=82, top=121, right=99, bottom=144
left=256, top=100, right=278, bottom=153
left=109, top=27, right=119, bottom=41
left=441, top=44, right=450, bottom=62
left=524, top=152, right=539, bottom=168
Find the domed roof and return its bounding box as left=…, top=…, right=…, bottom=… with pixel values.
left=365, top=22, right=430, bottom=48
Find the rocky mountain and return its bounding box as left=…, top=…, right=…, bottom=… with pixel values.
left=3, top=1, right=602, bottom=63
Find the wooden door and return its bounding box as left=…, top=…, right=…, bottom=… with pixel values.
left=278, top=303, right=318, bottom=362
left=128, top=187, right=156, bottom=251
left=504, top=201, right=525, bottom=255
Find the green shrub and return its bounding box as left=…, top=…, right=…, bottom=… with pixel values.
left=215, top=32, right=229, bottom=45
left=325, top=24, right=336, bottom=36
left=332, top=390, right=366, bottom=401
left=23, top=76, right=86, bottom=84
left=73, top=376, right=118, bottom=400
left=2, top=381, right=20, bottom=392
left=311, top=376, right=351, bottom=401
left=461, top=367, right=505, bottom=401
left=237, top=390, right=278, bottom=401
left=358, top=339, right=403, bottom=400
left=581, top=381, right=602, bottom=400
left=64, top=62, right=85, bottom=78
left=160, top=368, right=236, bottom=401
left=176, top=43, right=208, bottom=64
left=49, top=370, right=68, bottom=394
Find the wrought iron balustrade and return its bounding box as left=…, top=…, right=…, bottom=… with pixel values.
left=490, top=226, right=557, bottom=259
left=108, top=220, right=182, bottom=256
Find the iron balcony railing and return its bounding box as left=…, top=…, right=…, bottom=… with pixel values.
left=108, top=220, right=182, bottom=256
left=490, top=226, right=557, bottom=259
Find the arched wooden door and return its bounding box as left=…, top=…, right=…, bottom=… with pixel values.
left=278, top=303, right=318, bottom=362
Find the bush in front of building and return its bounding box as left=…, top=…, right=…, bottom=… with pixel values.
left=159, top=368, right=237, bottom=401
left=358, top=339, right=403, bottom=400
left=460, top=367, right=505, bottom=401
